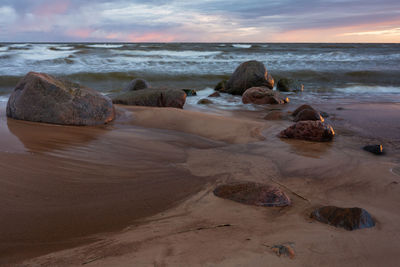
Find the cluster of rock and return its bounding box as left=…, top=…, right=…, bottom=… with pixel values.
left=5, top=73, right=191, bottom=125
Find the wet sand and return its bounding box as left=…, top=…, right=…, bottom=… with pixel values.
left=1, top=100, right=400, bottom=266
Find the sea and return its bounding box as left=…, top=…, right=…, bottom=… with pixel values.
left=1, top=43, right=400, bottom=107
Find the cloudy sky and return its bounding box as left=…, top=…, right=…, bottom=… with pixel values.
left=0, top=0, right=399, bottom=42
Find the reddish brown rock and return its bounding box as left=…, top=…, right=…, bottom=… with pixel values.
left=6, top=72, right=115, bottom=125
left=292, top=104, right=316, bottom=117
left=271, top=243, right=295, bottom=259
left=225, top=61, right=274, bottom=95
left=242, top=87, right=289, bottom=105
left=311, top=206, right=375, bottom=231
left=279, top=121, right=335, bottom=142
left=294, top=109, right=324, bottom=122
left=208, top=91, right=221, bottom=97
left=213, top=182, right=291, bottom=207
left=112, top=88, right=186, bottom=109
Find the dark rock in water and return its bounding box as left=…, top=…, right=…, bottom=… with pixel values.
left=363, top=145, right=384, bottom=155
left=182, top=89, right=197, bottom=96
left=112, top=88, right=186, bottom=109
left=197, top=98, right=213, bottom=105
left=311, top=206, right=375, bottom=231
left=215, top=80, right=227, bottom=92
left=276, top=78, right=304, bottom=92
left=336, top=107, right=344, bottom=110
left=294, top=109, right=324, bottom=122
left=292, top=104, right=316, bottom=117
left=123, top=78, right=150, bottom=91
left=213, top=182, right=291, bottom=207
left=242, top=87, right=289, bottom=105
left=208, top=91, right=221, bottom=97
left=6, top=72, right=115, bottom=125
left=225, top=61, right=274, bottom=95
left=264, top=110, right=285, bottom=120
left=279, top=121, right=335, bottom=142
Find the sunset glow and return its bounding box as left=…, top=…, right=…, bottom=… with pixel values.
left=0, top=0, right=399, bottom=42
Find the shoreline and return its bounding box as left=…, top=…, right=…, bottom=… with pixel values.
left=1, top=99, right=400, bottom=266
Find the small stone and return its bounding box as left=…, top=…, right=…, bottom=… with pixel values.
left=336, top=107, right=344, bottom=110
left=311, top=206, right=375, bottom=231
left=123, top=78, right=150, bottom=91
left=292, top=104, right=316, bottom=117
left=213, top=182, right=291, bottom=207
left=271, top=244, right=295, bottom=259
left=276, top=78, right=304, bottom=92
left=214, top=80, right=227, bottom=92
left=182, top=89, right=197, bottom=96
left=208, top=92, right=221, bottom=97
left=363, top=145, right=384, bottom=155
left=320, top=111, right=329, bottom=118
left=242, top=87, right=288, bottom=105
left=197, top=98, right=213, bottom=105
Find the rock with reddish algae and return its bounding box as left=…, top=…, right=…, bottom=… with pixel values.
left=279, top=121, right=335, bottom=142
left=294, top=109, right=324, bottom=122
left=6, top=72, right=115, bottom=125
left=225, top=60, right=274, bottom=95
left=213, top=182, right=291, bottom=207
left=242, top=87, right=289, bottom=105
left=311, top=206, right=375, bottom=231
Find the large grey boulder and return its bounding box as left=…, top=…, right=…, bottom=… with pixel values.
left=6, top=72, right=115, bottom=125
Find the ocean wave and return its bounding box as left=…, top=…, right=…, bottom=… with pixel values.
left=86, top=44, right=125, bottom=49
left=114, top=49, right=222, bottom=57
left=232, top=44, right=252, bottom=49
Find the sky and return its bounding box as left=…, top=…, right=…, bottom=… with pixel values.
left=0, top=0, right=399, bottom=42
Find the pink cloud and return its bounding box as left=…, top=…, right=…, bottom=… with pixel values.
left=127, top=32, right=176, bottom=42
left=66, top=28, right=93, bottom=39
left=33, top=0, right=70, bottom=17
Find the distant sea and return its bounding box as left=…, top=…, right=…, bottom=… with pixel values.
left=1, top=43, right=400, bottom=105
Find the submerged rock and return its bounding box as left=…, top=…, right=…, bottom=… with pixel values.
left=294, top=109, right=324, bottom=122
left=264, top=110, right=285, bottom=120
left=213, top=182, right=291, bottom=207
left=311, top=206, right=375, bottom=231
left=6, top=72, right=115, bottom=125
left=123, top=78, right=150, bottom=91
left=277, top=78, right=304, bottom=92
left=208, top=91, right=221, bottom=97
left=242, top=87, right=289, bottom=105
left=363, top=145, right=384, bottom=155
left=279, top=121, right=335, bottom=142
left=112, top=88, right=186, bottom=109
left=197, top=98, right=213, bottom=105
left=225, top=61, right=274, bottom=95
left=182, top=89, right=197, bottom=96
left=215, top=79, right=227, bottom=92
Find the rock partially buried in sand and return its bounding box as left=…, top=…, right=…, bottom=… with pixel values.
left=225, top=61, right=274, bottom=95
left=271, top=243, right=295, bottom=259
left=213, top=182, right=291, bottom=207
left=123, top=78, right=150, bottom=91
left=197, top=98, right=213, bottom=105
left=292, top=104, right=316, bottom=117
left=279, top=121, right=335, bottom=142
left=311, top=206, right=375, bottom=231
left=112, top=88, right=186, bottom=109
left=363, top=145, right=384, bottom=155
left=277, top=78, right=304, bottom=92
left=294, top=109, right=324, bottom=122
left=242, top=87, right=289, bottom=105
left=6, top=72, right=115, bottom=125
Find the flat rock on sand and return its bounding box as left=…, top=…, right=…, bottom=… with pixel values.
left=242, top=87, right=289, bottom=105
left=213, top=182, right=291, bottom=207
left=6, top=72, right=115, bottom=125
left=311, top=206, right=375, bottom=231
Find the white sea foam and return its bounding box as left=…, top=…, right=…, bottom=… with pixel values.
left=86, top=44, right=124, bottom=48
left=17, top=45, right=78, bottom=61
left=232, top=44, right=252, bottom=49
left=0, top=96, right=9, bottom=102
left=0, top=47, right=8, bottom=51
left=335, top=85, right=400, bottom=94
left=114, top=49, right=222, bottom=57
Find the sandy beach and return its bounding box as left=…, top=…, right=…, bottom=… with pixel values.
left=0, top=98, right=399, bottom=266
